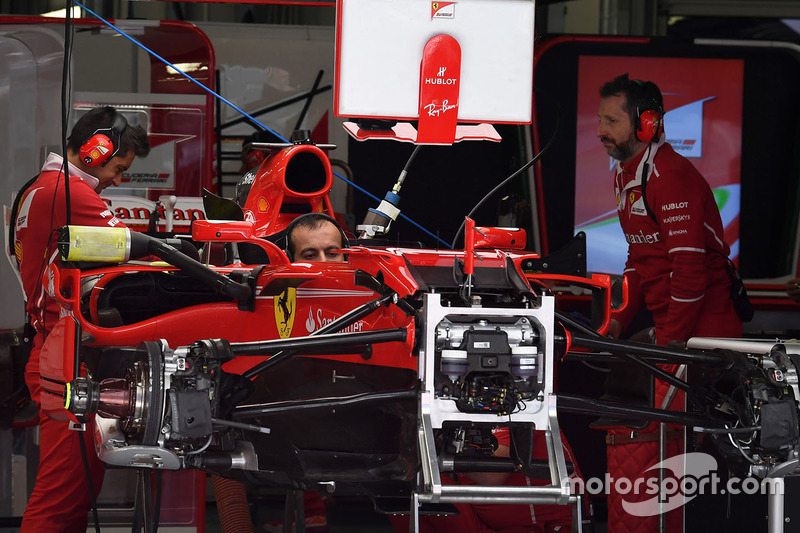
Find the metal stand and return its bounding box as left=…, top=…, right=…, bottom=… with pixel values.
left=132, top=468, right=154, bottom=533
left=412, top=294, right=579, bottom=530
left=765, top=462, right=796, bottom=533
left=768, top=486, right=784, bottom=533
left=282, top=489, right=305, bottom=533
left=658, top=364, right=686, bottom=533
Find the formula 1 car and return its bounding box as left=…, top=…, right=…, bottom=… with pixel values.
left=38, top=137, right=600, bottom=514
left=32, top=133, right=800, bottom=533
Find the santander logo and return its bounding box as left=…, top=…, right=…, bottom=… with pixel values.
left=305, top=307, right=364, bottom=334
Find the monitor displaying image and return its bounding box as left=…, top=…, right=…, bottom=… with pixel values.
left=573, top=56, right=744, bottom=274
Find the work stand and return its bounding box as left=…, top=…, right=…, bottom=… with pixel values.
left=411, top=293, right=581, bottom=532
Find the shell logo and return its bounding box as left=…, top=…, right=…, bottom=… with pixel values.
left=258, top=197, right=269, bottom=212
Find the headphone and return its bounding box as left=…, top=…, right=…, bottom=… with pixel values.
left=244, top=148, right=267, bottom=171
left=632, top=79, right=664, bottom=144
left=283, top=212, right=349, bottom=262
left=79, top=113, right=129, bottom=167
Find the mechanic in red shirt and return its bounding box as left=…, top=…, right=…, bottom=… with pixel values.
left=14, top=106, right=149, bottom=532
left=598, top=73, right=740, bottom=345
left=596, top=74, right=741, bottom=533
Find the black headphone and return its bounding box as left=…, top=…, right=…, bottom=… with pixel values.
left=632, top=79, right=664, bottom=144
left=79, top=113, right=129, bottom=167
left=283, top=212, right=349, bottom=262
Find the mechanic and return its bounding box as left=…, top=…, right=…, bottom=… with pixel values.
left=13, top=106, right=150, bottom=532
left=232, top=129, right=276, bottom=207
left=238, top=129, right=276, bottom=175
left=596, top=74, right=742, bottom=533
left=598, top=74, right=741, bottom=344
left=261, top=212, right=348, bottom=532
left=285, top=212, right=348, bottom=263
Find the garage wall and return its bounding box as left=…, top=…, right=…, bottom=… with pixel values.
left=0, top=26, right=64, bottom=330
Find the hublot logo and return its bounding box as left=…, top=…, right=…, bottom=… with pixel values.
left=661, top=202, right=689, bottom=211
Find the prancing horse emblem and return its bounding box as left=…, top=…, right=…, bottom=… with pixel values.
left=274, top=287, right=296, bottom=338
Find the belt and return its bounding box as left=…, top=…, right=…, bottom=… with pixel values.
left=605, top=429, right=683, bottom=446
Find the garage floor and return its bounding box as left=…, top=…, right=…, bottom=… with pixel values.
left=205, top=489, right=601, bottom=533
left=206, top=492, right=396, bottom=533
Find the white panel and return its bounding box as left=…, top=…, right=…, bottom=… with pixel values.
left=335, top=0, right=535, bottom=123
left=0, top=36, right=38, bottom=330
left=0, top=26, right=65, bottom=166
left=0, top=27, right=64, bottom=330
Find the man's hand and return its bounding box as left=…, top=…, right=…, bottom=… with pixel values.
left=786, top=278, right=800, bottom=304
left=607, top=318, right=624, bottom=338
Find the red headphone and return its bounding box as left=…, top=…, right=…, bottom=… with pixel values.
left=244, top=149, right=267, bottom=171
left=633, top=79, right=664, bottom=143
left=79, top=113, right=128, bottom=167
left=636, top=108, right=663, bottom=143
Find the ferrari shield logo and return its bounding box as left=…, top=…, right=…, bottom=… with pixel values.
left=431, top=1, right=455, bottom=19
left=274, top=287, right=296, bottom=338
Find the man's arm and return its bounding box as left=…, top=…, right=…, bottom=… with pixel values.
left=69, top=181, right=127, bottom=229
left=609, top=263, right=644, bottom=338
left=655, top=167, right=712, bottom=343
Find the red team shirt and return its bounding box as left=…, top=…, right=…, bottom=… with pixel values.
left=15, top=153, right=125, bottom=337
left=605, top=140, right=740, bottom=533
left=612, top=140, right=740, bottom=344
left=14, top=152, right=124, bottom=532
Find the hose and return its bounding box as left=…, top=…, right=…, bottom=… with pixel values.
left=211, top=475, right=254, bottom=533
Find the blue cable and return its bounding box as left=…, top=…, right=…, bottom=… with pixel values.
left=74, top=1, right=452, bottom=248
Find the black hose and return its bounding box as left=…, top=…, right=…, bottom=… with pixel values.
left=234, top=388, right=417, bottom=419
left=557, top=393, right=706, bottom=427
left=241, top=293, right=395, bottom=379
left=451, top=105, right=561, bottom=248
left=78, top=429, right=101, bottom=533
left=131, top=232, right=253, bottom=301
left=566, top=333, right=727, bottom=367
left=231, top=328, right=407, bottom=357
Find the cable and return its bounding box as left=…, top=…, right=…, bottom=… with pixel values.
left=153, top=470, right=162, bottom=533
left=62, top=3, right=73, bottom=227
left=451, top=104, right=562, bottom=248
left=186, top=434, right=214, bottom=455
left=726, top=425, right=758, bottom=464
left=394, top=144, right=421, bottom=194
left=638, top=142, right=655, bottom=223
left=78, top=425, right=101, bottom=533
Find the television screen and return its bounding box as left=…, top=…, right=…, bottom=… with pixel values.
left=334, top=0, right=534, bottom=123
left=573, top=56, right=744, bottom=274
left=533, top=37, right=800, bottom=282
